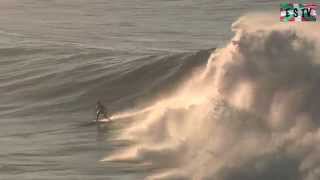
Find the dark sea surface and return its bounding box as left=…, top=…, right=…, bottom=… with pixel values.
left=0, top=1, right=281, bottom=179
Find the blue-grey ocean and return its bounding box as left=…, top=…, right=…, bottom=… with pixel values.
left=3, top=1, right=320, bottom=180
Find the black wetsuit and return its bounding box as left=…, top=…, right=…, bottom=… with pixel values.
left=96, top=101, right=108, bottom=121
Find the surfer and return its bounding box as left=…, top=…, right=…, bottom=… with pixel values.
left=96, top=101, right=109, bottom=122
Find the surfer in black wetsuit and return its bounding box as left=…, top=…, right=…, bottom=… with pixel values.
left=96, top=101, right=109, bottom=122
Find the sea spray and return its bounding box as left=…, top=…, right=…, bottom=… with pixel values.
left=104, top=14, right=320, bottom=180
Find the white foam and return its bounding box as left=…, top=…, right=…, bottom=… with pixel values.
left=104, top=13, right=320, bottom=180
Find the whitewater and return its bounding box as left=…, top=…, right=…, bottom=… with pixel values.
left=104, top=14, right=320, bottom=180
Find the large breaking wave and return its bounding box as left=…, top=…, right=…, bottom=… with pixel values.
left=104, top=14, right=320, bottom=180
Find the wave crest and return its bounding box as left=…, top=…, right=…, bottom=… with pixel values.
left=105, top=14, right=320, bottom=180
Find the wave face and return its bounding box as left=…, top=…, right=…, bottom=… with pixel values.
left=105, top=14, right=320, bottom=180
left=0, top=41, right=212, bottom=179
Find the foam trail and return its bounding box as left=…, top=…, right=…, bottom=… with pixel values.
left=99, top=105, right=157, bottom=122
left=104, top=13, right=320, bottom=180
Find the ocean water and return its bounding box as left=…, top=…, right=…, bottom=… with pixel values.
left=3, top=1, right=320, bottom=180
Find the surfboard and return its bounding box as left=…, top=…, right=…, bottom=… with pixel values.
left=98, top=117, right=113, bottom=122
